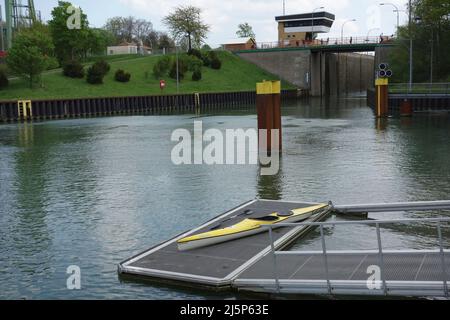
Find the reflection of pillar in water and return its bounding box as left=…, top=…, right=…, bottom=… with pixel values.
left=258, top=162, right=283, bottom=200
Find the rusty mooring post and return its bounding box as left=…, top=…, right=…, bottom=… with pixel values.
left=256, top=80, right=282, bottom=153
left=375, top=78, right=389, bottom=117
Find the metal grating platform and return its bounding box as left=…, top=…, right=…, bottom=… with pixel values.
left=234, top=251, right=450, bottom=297
left=118, top=199, right=332, bottom=288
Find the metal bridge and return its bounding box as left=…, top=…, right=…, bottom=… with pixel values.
left=239, top=36, right=395, bottom=53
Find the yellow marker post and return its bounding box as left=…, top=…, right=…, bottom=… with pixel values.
left=375, top=78, right=389, bottom=118
left=256, top=80, right=282, bottom=153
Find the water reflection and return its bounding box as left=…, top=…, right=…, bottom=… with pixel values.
left=1, top=97, right=450, bottom=299
left=258, top=159, right=283, bottom=200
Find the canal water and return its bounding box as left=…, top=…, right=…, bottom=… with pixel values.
left=1, top=97, right=449, bottom=299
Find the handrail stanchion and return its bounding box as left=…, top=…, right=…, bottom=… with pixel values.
left=376, top=223, right=388, bottom=295
left=437, top=222, right=449, bottom=297
left=269, top=226, right=281, bottom=294
left=320, top=225, right=332, bottom=295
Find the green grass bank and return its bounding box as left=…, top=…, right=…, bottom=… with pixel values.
left=0, top=52, right=295, bottom=101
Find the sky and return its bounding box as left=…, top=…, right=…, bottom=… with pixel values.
left=23, top=0, right=409, bottom=46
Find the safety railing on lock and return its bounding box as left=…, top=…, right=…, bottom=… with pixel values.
left=255, top=36, right=393, bottom=50
left=389, top=83, right=450, bottom=95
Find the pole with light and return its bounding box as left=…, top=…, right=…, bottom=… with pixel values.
left=408, top=0, right=413, bottom=92
left=176, top=45, right=180, bottom=94
left=380, top=3, right=400, bottom=36
left=283, top=0, right=286, bottom=15
left=341, top=19, right=356, bottom=43
left=311, top=6, right=325, bottom=41
left=366, top=27, right=380, bottom=41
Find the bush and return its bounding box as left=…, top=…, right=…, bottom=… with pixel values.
left=192, top=69, right=202, bottom=81
left=210, top=58, right=222, bottom=70
left=93, top=60, right=110, bottom=75
left=201, top=54, right=211, bottom=67
left=208, top=50, right=218, bottom=60
left=153, top=55, right=171, bottom=78
left=86, top=64, right=105, bottom=84
left=115, top=69, right=131, bottom=82
left=182, top=55, right=203, bottom=72
left=188, top=48, right=202, bottom=60
left=169, top=60, right=185, bottom=80
left=63, top=60, right=85, bottom=78
left=0, top=69, right=9, bottom=89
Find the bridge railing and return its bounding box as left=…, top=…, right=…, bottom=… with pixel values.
left=263, top=217, right=450, bottom=297
left=389, top=83, right=450, bottom=95
left=255, top=36, right=393, bottom=50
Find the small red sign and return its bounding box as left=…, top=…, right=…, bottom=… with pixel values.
left=160, top=80, right=166, bottom=90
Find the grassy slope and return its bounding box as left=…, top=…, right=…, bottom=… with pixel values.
left=0, top=52, right=295, bottom=101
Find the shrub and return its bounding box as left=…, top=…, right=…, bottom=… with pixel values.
left=0, top=69, right=9, bottom=89
left=208, top=50, right=218, bottom=60
left=93, top=60, right=110, bottom=75
left=86, top=64, right=105, bottom=84
left=201, top=54, right=211, bottom=67
left=169, top=60, right=185, bottom=80
left=192, top=69, right=202, bottom=81
left=115, top=69, right=131, bottom=82
left=153, top=55, right=171, bottom=78
left=63, top=60, right=85, bottom=78
left=182, top=55, right=203, bottom=72
left=153, top=63, right=164, bottom=79
left=188, top=48, right=202, bottom=60
left=210, top=58, right=222, bottom=70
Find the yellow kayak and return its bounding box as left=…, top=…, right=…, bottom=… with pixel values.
left=177, top=204, right=329, bottom=251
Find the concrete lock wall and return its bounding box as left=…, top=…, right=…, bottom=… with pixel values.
left=237, top=50, right=311, bottom=89
left=237, top=50, right=375, bottom=97
left=333, top=52, right=375, bottom=96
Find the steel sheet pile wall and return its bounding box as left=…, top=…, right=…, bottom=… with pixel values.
left=0, top=90, right=299, bottom=122
left=367, top=89, right=450, bottom=115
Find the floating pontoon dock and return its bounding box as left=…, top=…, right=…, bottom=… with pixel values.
left=118, top=200, right=333, bottom=288
left=118, top=199, right=450, bottom=298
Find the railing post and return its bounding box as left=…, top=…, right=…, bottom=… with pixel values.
left=320, top=225, right=332, bottom=295
left=269, top=226, right=280, bottom=294
left=437, top=222, right=449, bottom=297
left=376, top=223, right=388, bottom=295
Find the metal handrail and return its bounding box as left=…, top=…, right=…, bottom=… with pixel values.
left=389, top=83, right=450, bottom=95
left=255, top=36, right=394, bottom=50
left=265, top=217, right=450, bottom=296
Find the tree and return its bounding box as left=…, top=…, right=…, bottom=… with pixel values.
left=7, top=24, right=55, bottom=88
left=389, top=0, right=450, bottom=82
left=163, top=5, right=210, bottom=51
left=49, top=1, right=90, bottom=63
left=236, top=23, right=255, bottom=38
left=84, top=28, right=115, bottom=57
left=104, top=16, right=153, bottom=44
left=145, top=31, right=175, bottom=50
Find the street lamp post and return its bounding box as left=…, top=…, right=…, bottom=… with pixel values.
left=366, top=27, right=380, bottom=41
left=380, top=3, right=400, bottom=36
left=176, top=45, right=180, bottom=94
left=341, top=19, right=356, bottom=43
left=283, top=0, right=286, bottom=15
left=409, top=0, right=413, bottom=92
left=311, top=6, right=325, bottom=41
